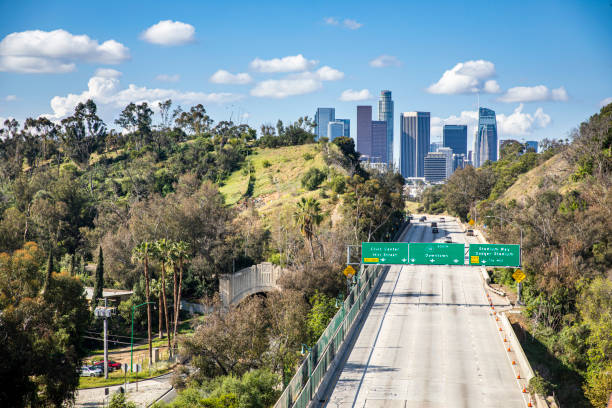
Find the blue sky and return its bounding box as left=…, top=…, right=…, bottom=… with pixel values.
left=1, top=0, right=610, bottom=163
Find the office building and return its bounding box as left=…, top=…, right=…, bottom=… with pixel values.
left=429, top=142, right=442, bottom=152
left=525, top=140, right=538, bottom=152
left=336, top=118, right=350, bottom=138
left=424, top=152, right=448, bottom=182
left=378, top=90, right=394, bottom=165
left=443, top=125, right=468, bottom=156
left=357, top=106, right=373, bottom=157
left=400, top=112, right=430, bottom=178
left=327, top=121, right=344, bottom=141
left=473, top=107, right=498, bottom=167
left=453, top=154, right=466, bottom=171
left=438, top=147, right=453, bottom=177
left=315, top=107, right=335, bottom=139
left=371, top=120, right=388, bottom=163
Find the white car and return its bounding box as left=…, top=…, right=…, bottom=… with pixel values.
left=444, top=236, right=452, bottom=243
left=81, top=366, right=103, bottom=377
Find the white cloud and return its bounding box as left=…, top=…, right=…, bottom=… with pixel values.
left=343, top=19, right=363, bottom=30
left=324, top=17, right=339, bottom=25
left=315, top=66, right=344, bottom=81
left=140, top=20, right=195, bottom=46
left=95, top=68, right=122, bottom=78
left=0, top=29, right=130, bottom=73
left=250, top=78, right=321, bottom=98
left=5, top=95, right=17, bottom=101
left=483, top=80, right=501, bottom=94
left=45, top=70, right=242, bottom=119
left=209, top=69, right=252, bottom=84
left=497, top=104, right=551, bottom=135
left=324, top=17, right=362, bottom=29
left=250, top=54, right=318, bottom=73
left=155, top=73, right=180, bottom=82
left=339, top=89, right=373, bottom=101
left=369, top=55, right=401, bottom=68
left=498, top=85, right=569, bottom=103
left=249, top=65, right=342, bottom=98
left=427, top=60, right=496, bottom=94
left=600, top=97, right=612, bottom=107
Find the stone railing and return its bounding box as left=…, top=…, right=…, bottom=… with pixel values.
left=218, top=262, right=285, bottom=307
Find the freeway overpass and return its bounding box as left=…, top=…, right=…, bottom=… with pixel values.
left=322, top=217, right=527, bottom=407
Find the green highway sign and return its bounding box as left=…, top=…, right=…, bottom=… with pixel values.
left=469, top=244, right=521, bottom=267
left=362, top=242, right=409, bottom=264
left=408, top=243, right=465, bottom=265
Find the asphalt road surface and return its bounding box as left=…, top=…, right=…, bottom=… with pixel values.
left=324, top=217, right=526, bottom=408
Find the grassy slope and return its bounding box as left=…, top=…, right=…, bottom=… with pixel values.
left=219, top=144, right=342, bottom=223
left=499, top=153, right=575, bottom=205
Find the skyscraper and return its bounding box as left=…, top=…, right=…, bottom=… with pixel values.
left=525, top=140, right=538, bottom=152
left=400, top=112, right=430, bottom=178
left=336, top=118, right=350, bottom=138
left=314, top=107, right=335, bottom=139
left=438, top=147, right=454, bottom=177
left=443, top=124, right=468, bottom=156
left=371, top=120, right=388, bottom=163
left=327, top=121, right=344, bottom=141
left=474, top=107, right=498, bottom=167
left=357, top=106, right=373, bottom=157
left=424, top=152, right=448, bottom=182
left=378, top=90, right=394, bottom=165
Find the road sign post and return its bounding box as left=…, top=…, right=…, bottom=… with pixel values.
left=469, top=244, right=521, bottom=267
left=408, top=243, right=465, bottom=265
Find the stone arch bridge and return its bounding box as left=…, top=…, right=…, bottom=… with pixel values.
left=219, top=262, right=285, bottom=307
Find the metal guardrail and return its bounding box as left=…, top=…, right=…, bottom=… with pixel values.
left=273, top=264, right=384, bottom=408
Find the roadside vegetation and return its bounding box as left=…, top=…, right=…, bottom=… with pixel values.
left=0, top=100, right=405, bottom=407
left=421, top=103, right=612, bottom=407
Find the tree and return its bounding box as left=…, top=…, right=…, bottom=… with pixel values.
left=60, top=99, right=106, bottom=167
left=92, top=246, right=104, bottom=305
left=293, top=197, right=323, bottom=259
left=131, top=242, right=154, bottom=363
left=171, top=241, right=190, bottom=350
left=153, top=238, right=173, bottom=355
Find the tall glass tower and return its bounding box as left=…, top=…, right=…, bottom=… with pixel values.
left=314, top=107, right=335, bottom=139
left=378, top=90, right=394, bottom=165
left=357, top=106, right=373, bottom=157
left=400, top=112, right=430, bottom=178
left=443, top=125, right=467, bottom=156
left=474, top=107, right=497, bottom=167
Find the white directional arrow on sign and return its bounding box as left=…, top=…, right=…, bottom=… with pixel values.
left=381, top=258, right=385, bottom=262
left=453, top=259, right=459, bottom=263
left=430, top=259, right=435, bottom=263
left=402, top=258, right=407, bottom=262
left=410, top=258, right=415, bottom=262
left=482, top=260, right=487, bottom=264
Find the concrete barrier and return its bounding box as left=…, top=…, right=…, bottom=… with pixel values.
left=219, top=262, right=286, bottom=307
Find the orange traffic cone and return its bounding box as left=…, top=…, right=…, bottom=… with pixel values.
left=522, top=386, right=527, bottom=393
left=517, top=373, right=521, bottom=379
left=504, top=337, right=508, bottom=342
left=507, top=347, right=511, bottom=352
left=527, top=400, right=532, bottom=407
left=512, top=360, right=516, bottom=365
left=499, top=327, right=503, bottom=331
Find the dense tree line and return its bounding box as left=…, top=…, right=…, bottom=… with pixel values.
left=422, top=104, right=612, bottom=407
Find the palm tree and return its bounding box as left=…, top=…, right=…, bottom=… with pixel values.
left=171, top=241, right=190, bottom=351
left=131, top=242, right=153, bottom=364
left=154, top=239, right=173, bottom=357
left=294, top=197, right=323, bottom=259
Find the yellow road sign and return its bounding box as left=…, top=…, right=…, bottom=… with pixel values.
left=470, top=255, right=479, bottom=264
left=343, top=265, right=356, bottom=277
left=468, top=219, right=475, bottom=226
left=512, top=269, right=526, bottom=283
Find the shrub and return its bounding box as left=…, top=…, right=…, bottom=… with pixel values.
left=303, top=152, right=314, bottom=161
left=301, top=167, right=327, bottom=191
left=262, top=160, right=271, bottom=168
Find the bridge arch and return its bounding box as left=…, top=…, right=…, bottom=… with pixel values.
left=219, top=262, right=285, bottom=307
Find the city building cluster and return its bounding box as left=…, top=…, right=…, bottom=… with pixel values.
left=314, top=91, right=539, bottom=183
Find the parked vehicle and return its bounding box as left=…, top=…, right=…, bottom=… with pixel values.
left=419, top=216, right=426, bottom=222
left=444, top=236, right=452, bottom=243
left=93, top=360, right=121, bottom=371
left=81, top=366, right=103, bottom=377
left=440, top=217, right=445, bottom=222
left=432, top=227, right=439, bottom=233
left=431, top=222, right=438, bottom=228
left=466, top=229, right=474, bottom=236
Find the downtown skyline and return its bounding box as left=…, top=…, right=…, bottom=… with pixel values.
left=1, top=0, right=611, bottom=169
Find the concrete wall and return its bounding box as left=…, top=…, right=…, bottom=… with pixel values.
left=219, top=262, right=285, bottom=307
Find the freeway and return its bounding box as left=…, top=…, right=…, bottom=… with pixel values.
left=323, top=217, right=526, bottom=408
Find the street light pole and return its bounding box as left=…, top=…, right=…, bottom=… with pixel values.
left=103, top=298, right=108, bottom=379
left=131, top=302, right=154, bottom=372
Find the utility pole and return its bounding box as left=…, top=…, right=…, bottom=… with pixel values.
left=103, top=298, right=108, bottom=379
